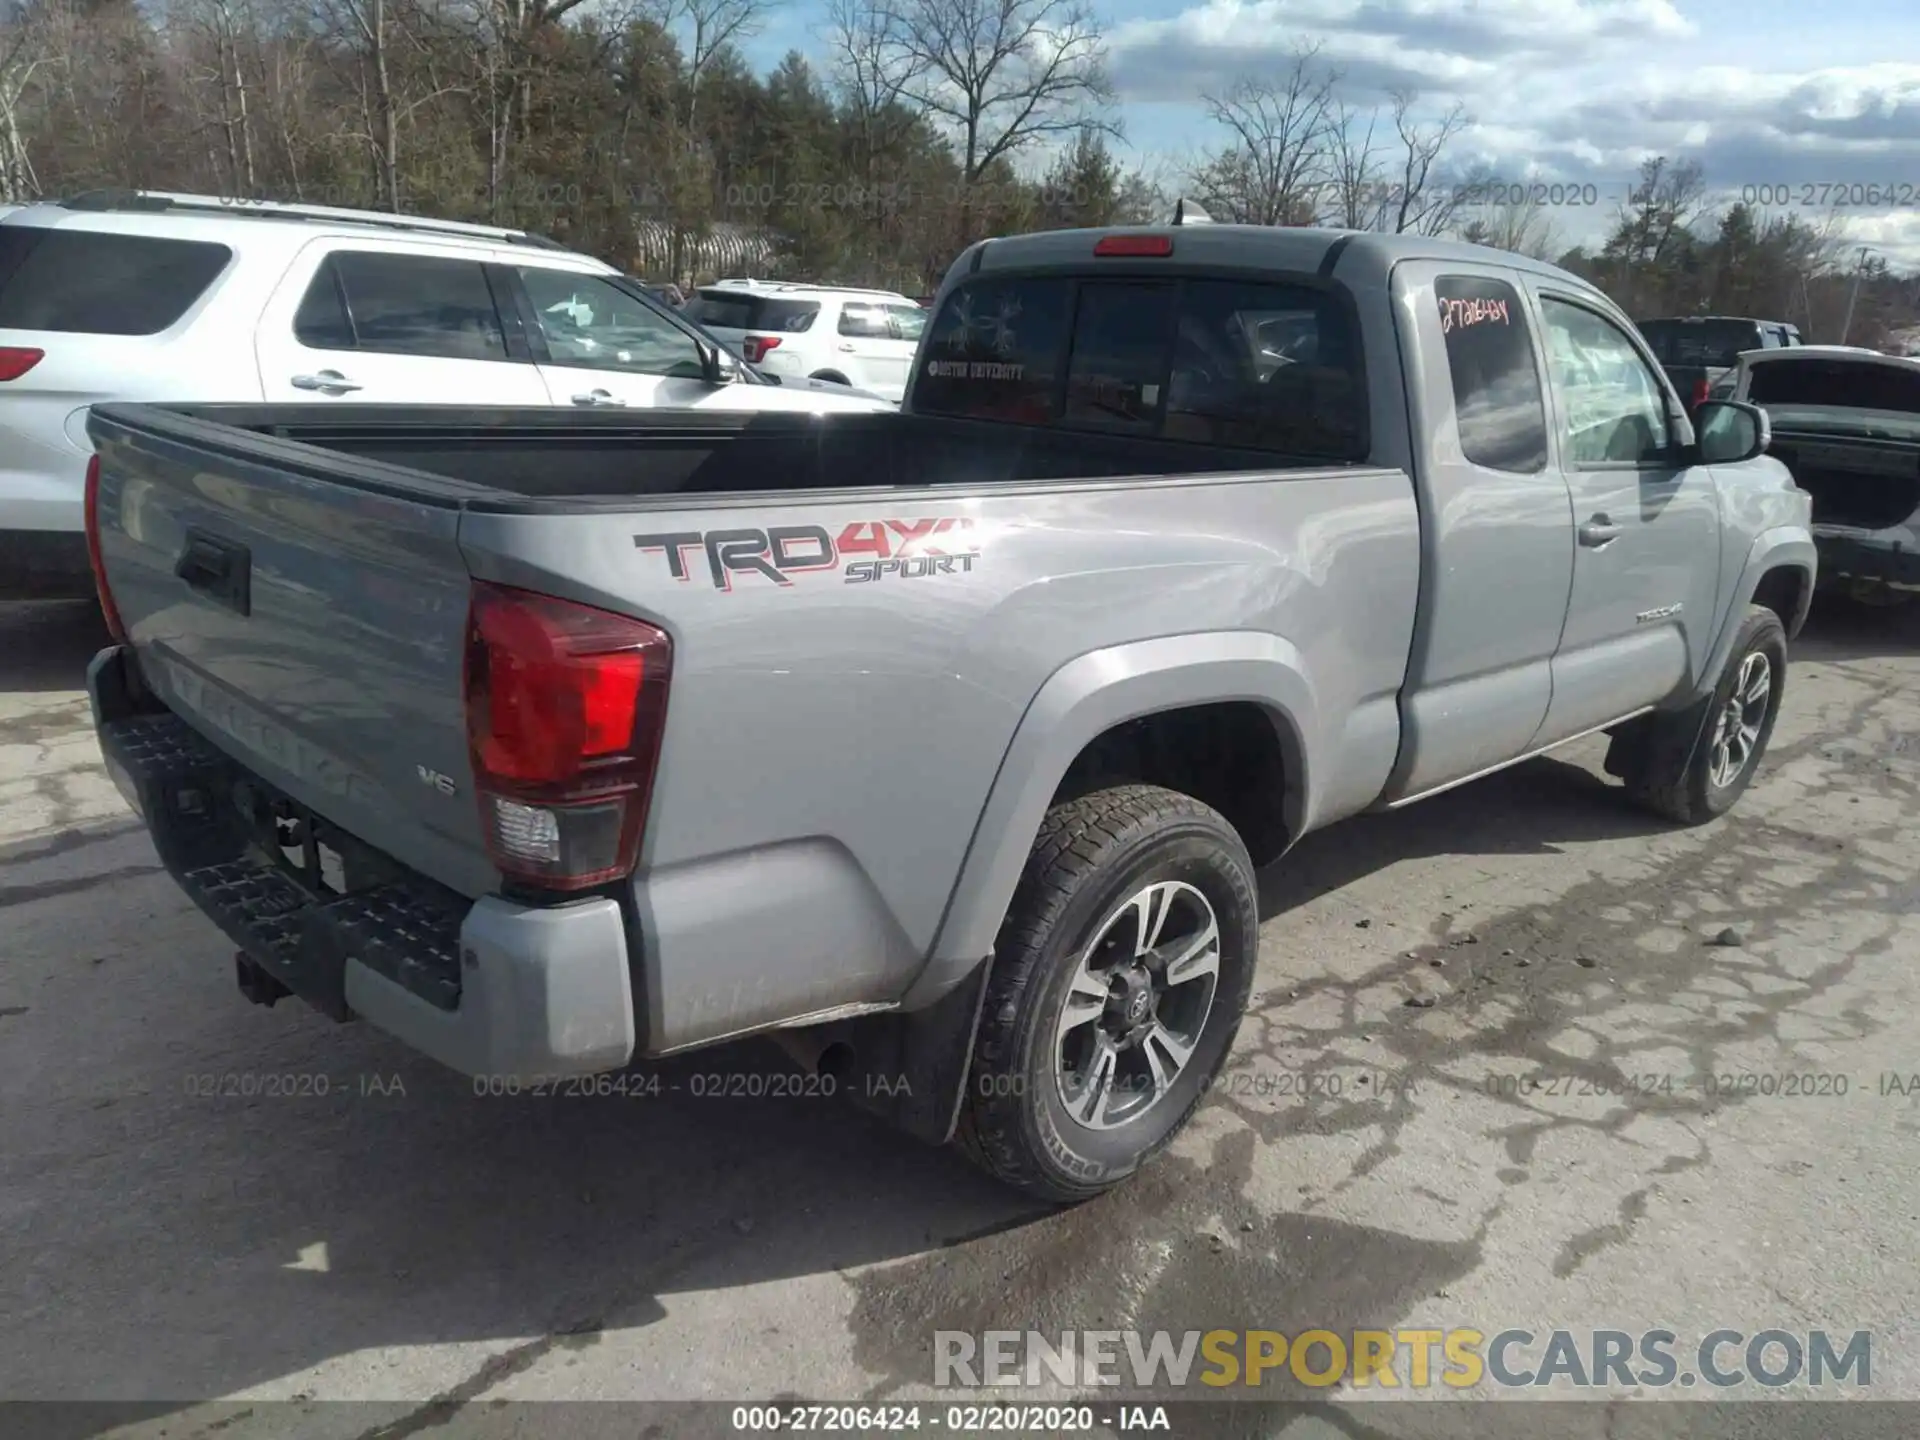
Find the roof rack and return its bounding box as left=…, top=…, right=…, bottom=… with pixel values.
left=53, top=189, right=570, bottom=250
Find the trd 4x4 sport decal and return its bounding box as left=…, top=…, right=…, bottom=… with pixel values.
left=634, top=519, right=979, bottom=591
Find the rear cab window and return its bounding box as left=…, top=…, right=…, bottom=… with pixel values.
left=912, top=272, right=1367, bottom=458
left=0, top=225, right=233, bottom=335
left=1637, top=319, right=1763, bottom=370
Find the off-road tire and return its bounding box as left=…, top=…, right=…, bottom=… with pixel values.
left=1623, top=604, right=1788, bottom=824
left=954, top=784, right=1259, bottom=1203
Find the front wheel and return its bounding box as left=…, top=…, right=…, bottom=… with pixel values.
left=1622, top=604, right=1788, bottom=824
left=955, top=785, right=1259, bottom=1202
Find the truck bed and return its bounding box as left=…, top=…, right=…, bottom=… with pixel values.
left=87, top=399, right=1422, bottom=1059
left=109, top=402, right=1328, bottom=505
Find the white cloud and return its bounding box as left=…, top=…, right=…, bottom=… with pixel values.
left=1107, top=0, right=1920, bottom=263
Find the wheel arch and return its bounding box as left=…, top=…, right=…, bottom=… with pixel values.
left=901, top=631, right=1318, bottom=1012
left=1694, top=527, right=1816, bottom=702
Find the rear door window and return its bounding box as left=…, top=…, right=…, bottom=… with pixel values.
left=0, top=227, right=232, bottom=335
left=321, top=251, right=508, bottom=362
left=1433, top=275, right=1548, bottom=473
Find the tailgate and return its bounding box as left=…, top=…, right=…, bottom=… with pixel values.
left=88, top=404, right=497, bottom=898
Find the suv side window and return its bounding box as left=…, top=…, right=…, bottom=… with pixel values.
left=306, top=251, right=509, bottom=362
left=837, top=302, right=894, bottom=339
left=293, top=260, right=355, bottom=349
left=1539, top=296, right=1672, bottom=466
left=0, top=228, right=232, bottom=336
left=1433, top=275, right=1547, bottom=473
left=517, top=268, right=704, bottom=377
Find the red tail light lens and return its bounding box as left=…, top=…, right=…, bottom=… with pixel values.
left=1094, top=234, right=1173, bottom=257
left=84, top=454, right=127, bottom=642
left=742, top=335, right=781, bottom=363
left=1691, top=377, right=1710, bottom=410
left=0, top=347, right=43, bottom=381
left=464, top=582, right=672, bottom=890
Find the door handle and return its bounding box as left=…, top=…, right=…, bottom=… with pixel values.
left=1578, top=516, right=1623, bottom=548
left=837, top=343, right=856, bottom=352
left=570, top=389, right=626, bottom=406
left=290, top=369, right=362, bottom=394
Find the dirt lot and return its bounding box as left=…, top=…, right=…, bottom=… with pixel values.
left=3, top=596, right=1919, bottom=1439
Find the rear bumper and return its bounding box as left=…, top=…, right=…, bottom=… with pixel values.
left=0, top=528, right=94, bottom=600
left=1813, top=527, right=1920, bottom=590
left=89, top=645, right=636, bottom=1081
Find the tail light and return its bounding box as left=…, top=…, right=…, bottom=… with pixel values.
left=0, top=347, right=43, bottom=381
left=463, top=581, right=672, bottom=891
left=741, top=335, right=781, bottom=364
left=1691, top=377, right=1710, bottom=411
left=83, top=454, right=127, bottom=642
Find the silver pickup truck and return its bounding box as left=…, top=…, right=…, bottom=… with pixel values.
left=84, top=224, right=1815, bottom=1201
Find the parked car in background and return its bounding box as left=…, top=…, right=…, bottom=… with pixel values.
left=683, top=279, right=925, bottom=402
left=1723, top=344, right=1920, bottom=606
left=1637, top=315, right=1801, bottom=414
left=0, top=191, right=892, bottom=600
left=86, top=223, right=1811, bottom=1202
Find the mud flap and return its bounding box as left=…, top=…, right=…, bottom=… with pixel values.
left=1604, top=690, right=1716, bottom=789
left=827, top=954, right=995, bottom=1146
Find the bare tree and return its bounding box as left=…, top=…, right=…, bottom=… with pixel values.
left=1386, top=88, right=1469, bottom=234
left=885, top=0, right=1113, bottom=202
left=1186, top=46, right=1337, bottom=226
left=828, top=0, right=922, bottom=172
left=660, top=0, right=777, bottom=134
left=1455, top=180, right=1562, bottom=260
left=1323, top=95, right=1382, bottom=228
left=0, top=0, right=55, bottom=200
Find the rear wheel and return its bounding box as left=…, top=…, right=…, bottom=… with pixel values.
left=1620, top=604, right=1787, bottom=824
left=810, top=370, right=851, bottom=386
left=956, top=785, right=1259, bottom=1202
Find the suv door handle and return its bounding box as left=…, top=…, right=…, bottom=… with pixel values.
left=570, top=389, right=626, bottom=406
left=837, top=343, right=856, bottom=352
left=1578, top=516, right=1623, bottom=548
left=290, top=370, right=362, bottom=394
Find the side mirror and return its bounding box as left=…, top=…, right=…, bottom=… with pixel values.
left=1693, top=399, right=1771, bottom=464
left=700, top=343, right=741, bottom=386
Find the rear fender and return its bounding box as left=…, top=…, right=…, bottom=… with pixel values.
left=902, top=631, right=1318, bottom=1012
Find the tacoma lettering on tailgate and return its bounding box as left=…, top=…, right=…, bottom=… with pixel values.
left=634, top=519, right=979, bottom=591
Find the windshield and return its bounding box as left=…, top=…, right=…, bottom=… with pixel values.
left=1748, top=358, right=1920, bottom=416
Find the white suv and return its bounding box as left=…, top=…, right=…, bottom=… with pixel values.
left=684, top=281, right=927, bottom=403
left=0, top=192, right=893, bottom=600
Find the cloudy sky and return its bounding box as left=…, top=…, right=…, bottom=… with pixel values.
left=745, top=0, right=1920, bottom=264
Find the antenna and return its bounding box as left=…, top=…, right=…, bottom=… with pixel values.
left=1171, top=198, right=1214, bottom=227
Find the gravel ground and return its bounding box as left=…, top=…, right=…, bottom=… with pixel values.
left=2, top=595, right=1918, bottom=1440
